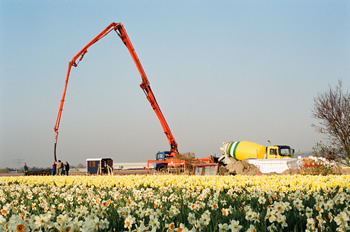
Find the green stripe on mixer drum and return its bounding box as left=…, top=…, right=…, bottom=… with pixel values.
left=232, top=141, right=240, bottom=159
left=227, top=142, right=234, bottom=157
left=227, top=141, right=240, bottom=159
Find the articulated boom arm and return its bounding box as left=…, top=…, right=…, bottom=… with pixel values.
left=54, top=22, right=178, bottom=162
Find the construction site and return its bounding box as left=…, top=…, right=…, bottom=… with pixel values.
left=49, top=22, right=349, bottom=177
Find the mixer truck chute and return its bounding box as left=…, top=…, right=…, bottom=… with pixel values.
left=53, top=22, right=178, bottom=162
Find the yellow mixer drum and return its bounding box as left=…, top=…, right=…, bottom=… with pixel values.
left=226, top=141, right=266, bottom=160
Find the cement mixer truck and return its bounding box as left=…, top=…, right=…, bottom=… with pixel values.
left=220, top=141, right=294, bottom=161
left=219, top=141, right=299, bottom=173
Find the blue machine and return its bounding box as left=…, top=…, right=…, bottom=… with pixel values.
left=155, top=151, right=172, bottom=171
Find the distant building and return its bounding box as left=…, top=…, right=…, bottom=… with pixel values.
left=8, top=168, right=18, bottom=173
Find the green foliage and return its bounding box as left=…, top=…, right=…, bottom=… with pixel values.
left=0, top=168, right=10, bottom=174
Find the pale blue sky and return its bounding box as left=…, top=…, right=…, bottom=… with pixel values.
left=1, top=0, right=349, bottom=168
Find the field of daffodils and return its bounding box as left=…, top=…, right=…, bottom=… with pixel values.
left=1, top=175, right=349, bottom=232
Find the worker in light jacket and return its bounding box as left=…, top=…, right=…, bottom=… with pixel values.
left=57, top=160, right=63, bottom=175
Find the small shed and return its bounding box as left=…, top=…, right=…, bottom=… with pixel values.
left=86, top=158, right=114, bottom=175
left=192, top=163, right=219, bottom=176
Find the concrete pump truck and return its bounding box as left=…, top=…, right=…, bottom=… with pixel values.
left=53, top=22, right=180, bottom=171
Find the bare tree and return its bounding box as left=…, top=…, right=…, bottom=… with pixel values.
left=74, top=163, right=86, bottom=168
left=312, top=80, right=350, bottom=166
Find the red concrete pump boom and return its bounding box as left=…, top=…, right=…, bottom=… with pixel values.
left=53, top=22, right=178, bottom=161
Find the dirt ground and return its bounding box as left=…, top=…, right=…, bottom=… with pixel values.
left=2, top=159, right=349, bottom=177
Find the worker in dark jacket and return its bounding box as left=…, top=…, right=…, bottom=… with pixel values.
left=24, top=163, right=28, bottom=176
left=65, top=161, right=70, bottom=176
left=51, top=162, right=56, bottom=175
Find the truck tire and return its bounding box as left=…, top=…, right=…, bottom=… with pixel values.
left=157, top=164, right=167, bottom=173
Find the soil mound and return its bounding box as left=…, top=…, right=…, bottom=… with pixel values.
left=225, top=160, right=260, bottom=175
left=282, top=169, right=300, bottom=175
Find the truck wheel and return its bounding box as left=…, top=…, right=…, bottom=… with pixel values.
left=157, top=164, right=167, bottom=173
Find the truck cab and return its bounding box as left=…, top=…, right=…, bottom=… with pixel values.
left=155, top=151, right=172, bottom=171
left=266, top=146, right=294, bottom=159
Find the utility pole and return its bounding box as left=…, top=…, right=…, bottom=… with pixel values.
left=13, top=158, right=25, bottom=169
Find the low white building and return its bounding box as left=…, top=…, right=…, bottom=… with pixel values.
left=113, top=162, right=155, bottom=170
